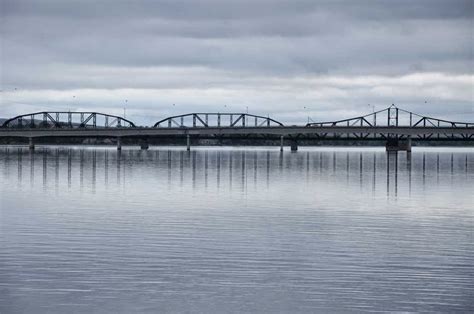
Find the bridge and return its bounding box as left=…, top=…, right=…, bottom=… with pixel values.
left=0, top=105, right=472, bottom=151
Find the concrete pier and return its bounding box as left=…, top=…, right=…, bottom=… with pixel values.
left=280, top=135, right=284, bottom=152
left=28, top=137, right=35, bottom=150
left=385, top=137, right=412, bottom=152
left=117, top=137, right=122, bottom=150
left=290, top=140, right=298, bottom=152
left=140, top=139, right=149, bottom=150
left=186, top=135, right=191, bottom=151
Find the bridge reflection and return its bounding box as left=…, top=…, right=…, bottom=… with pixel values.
left=1, top=147, right=471, bottom=199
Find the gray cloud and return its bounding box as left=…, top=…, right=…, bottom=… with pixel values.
left=3, top=0, right=472, bottom=21
left=1, top=0, right=473, bottom=123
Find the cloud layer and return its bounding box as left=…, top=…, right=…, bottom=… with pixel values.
left=1, top=0, right=473, bottom=124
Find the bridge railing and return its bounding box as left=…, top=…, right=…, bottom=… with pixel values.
left=153, top=113, right=284, bottom=128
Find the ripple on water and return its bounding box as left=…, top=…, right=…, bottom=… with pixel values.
left=0, top=147, right=473, bottom=313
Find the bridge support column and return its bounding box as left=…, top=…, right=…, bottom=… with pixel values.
left=28, top=137, right=35, bottom=150
left=186, top=135, right=191, bottom=151
left=140, top=139, right=149, bottom=150
left=386, top=137, right=411, bottom=152
left=280, top=136, right=284, bottom=152
left=290, top=140, right=298, bottom=152
left=117, top=137, right=122, bottom=151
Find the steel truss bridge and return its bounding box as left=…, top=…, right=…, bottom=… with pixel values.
left=1, top=105, right=472, bottom=151
left=154, top=113, right=284, bottom=128
left=2, top=111, right=136, bottom=129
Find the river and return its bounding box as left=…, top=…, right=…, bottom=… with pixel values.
left=0, top=146, right=473, bottom=313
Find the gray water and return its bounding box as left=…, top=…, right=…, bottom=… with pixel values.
left=0, top=146, right=473, bottom=313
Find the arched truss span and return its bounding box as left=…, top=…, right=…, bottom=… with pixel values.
left=306, top=105, right=474, bottom=128
left=154, top=113, right=284, bottom=128
left=2, top=112, right=136, bottom=129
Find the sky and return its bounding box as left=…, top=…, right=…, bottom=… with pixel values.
left=1, top=0, right=473, bottom=126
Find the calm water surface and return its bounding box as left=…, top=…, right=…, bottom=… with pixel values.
left=0, top=146, right=473, bottom=313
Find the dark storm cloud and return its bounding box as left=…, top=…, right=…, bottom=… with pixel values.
left=1, top=0, right=472, bottom=123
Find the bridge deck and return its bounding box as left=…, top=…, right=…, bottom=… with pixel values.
left=0, top=126, right=472, bottom=138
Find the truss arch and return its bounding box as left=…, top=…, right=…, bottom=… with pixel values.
left=154, top=113, right=284, bottom=128
left=2, top=111, right=136, bottom=129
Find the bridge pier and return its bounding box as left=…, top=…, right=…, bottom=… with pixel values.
left=290, top=140, right=298, bottom=152
left=186, top=135, right=191, bottom=151
left=385, top=137, right=412, bottom=152
left=116, top=137, right=122, bottom=151
left=28, top=137, right=35, bottom=150
left=140, top=139, right=149, bottom=150
left=280, top=136, right=284, bottom=152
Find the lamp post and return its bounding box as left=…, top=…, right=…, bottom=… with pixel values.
left=304, top=106, right=310, bottom=124
left=246, top=106, right=248, bottom=125
left=368, top=104, right=375, bottom=124
left=124, top=99, right=128, bottom=119
left=71, top=95, right=76, bottom=114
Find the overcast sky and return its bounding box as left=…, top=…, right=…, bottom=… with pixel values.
left=1, top=0, right=473, bottom=125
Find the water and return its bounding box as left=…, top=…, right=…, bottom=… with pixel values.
left=0, top=146, right=473, bottom=313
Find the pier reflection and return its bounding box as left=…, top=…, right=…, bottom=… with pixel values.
left=17, top=148, right=22, bottom=185
left=30, top=149, right=34, bottom=187
left=0, top=147, right=471, bottom=199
